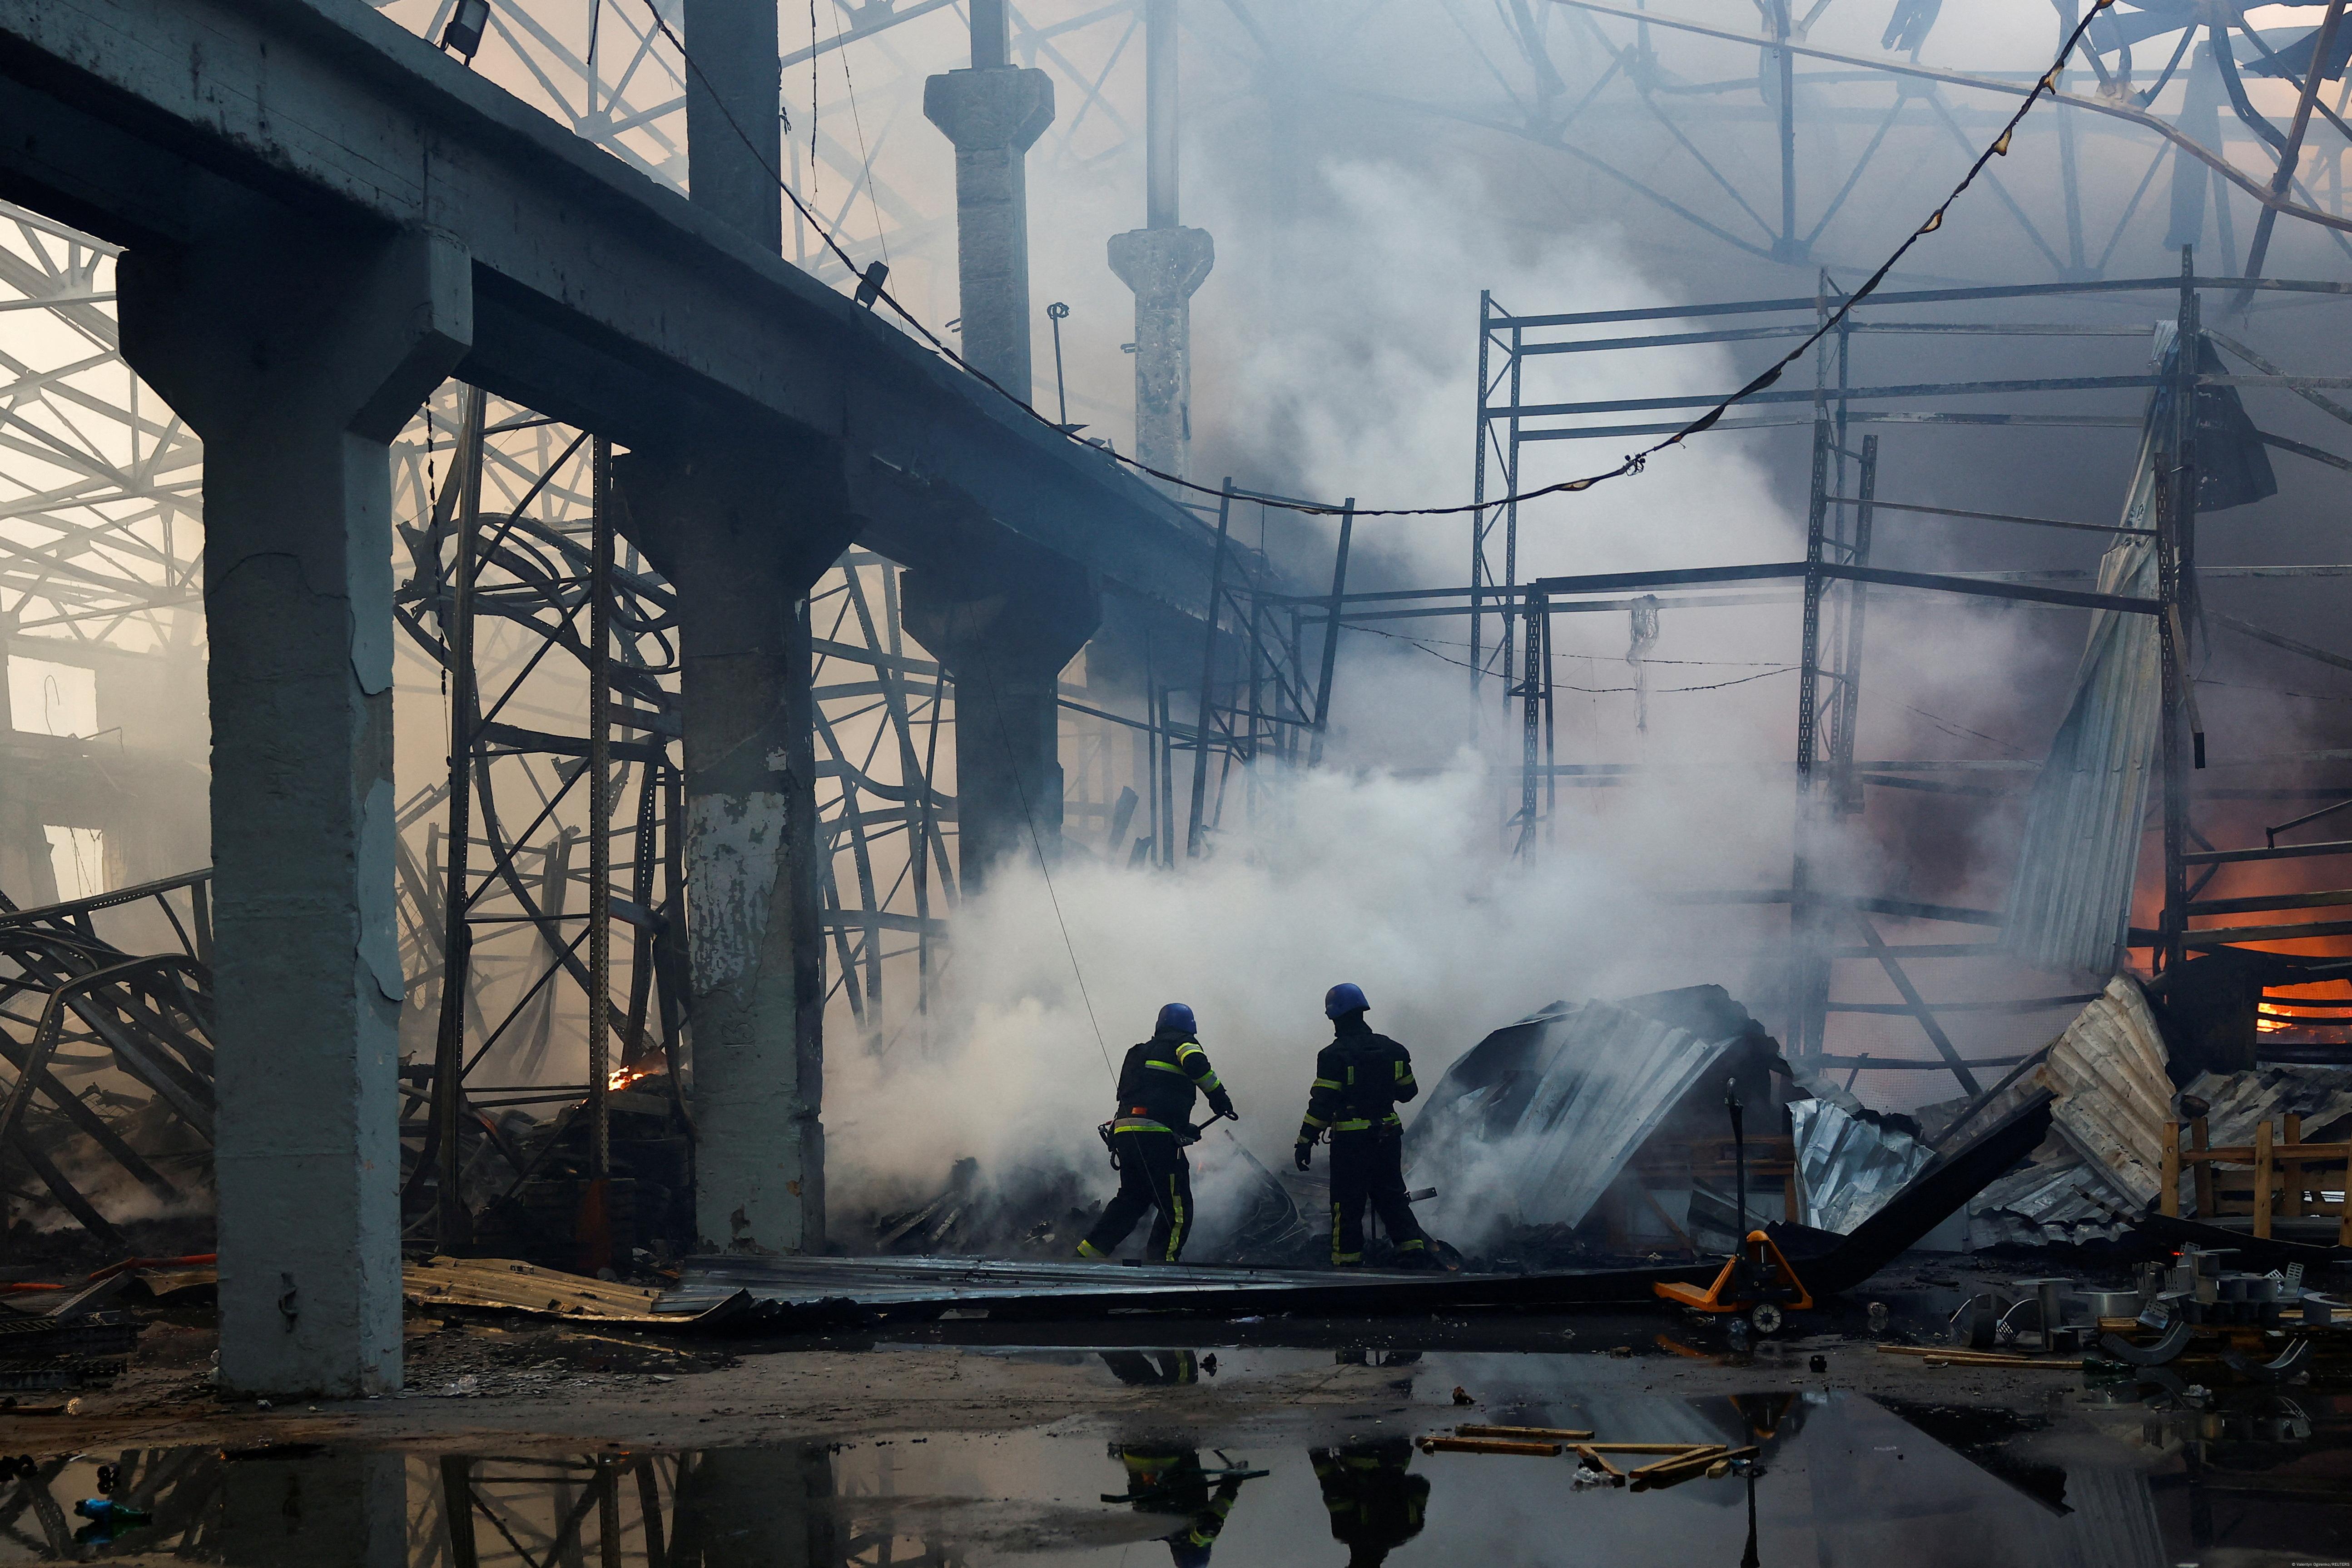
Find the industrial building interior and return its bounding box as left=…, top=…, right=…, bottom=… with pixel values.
left=0, top=0, right=2348, bottom=1560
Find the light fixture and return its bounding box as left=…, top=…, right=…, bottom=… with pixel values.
left=442, top=0, right=491, bottom=64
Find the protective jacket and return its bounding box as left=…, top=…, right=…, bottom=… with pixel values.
left=1298, top=1019, right=1418, bottom=1141
left=1111, top=1030, right=1233, bottom=1134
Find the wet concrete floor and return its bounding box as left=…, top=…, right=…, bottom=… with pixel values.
left=0, top=1338, right=2342, bottom=1565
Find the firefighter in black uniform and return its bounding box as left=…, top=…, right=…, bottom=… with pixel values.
left=1309, top=1439, right=1429, bottom=1567
left=1110, top=1446, right=1248, bottom=1567
left=1078, top=1003, right=1235, bottom=1263
left=1295, top=983, right=1431, bottom=1267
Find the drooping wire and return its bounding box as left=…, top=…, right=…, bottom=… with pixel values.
left=970, top=656, right=1118, bottom=1085
left=636, top=0, right=2119, bottom=519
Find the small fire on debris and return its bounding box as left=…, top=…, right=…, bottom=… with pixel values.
left=607, top=1060, right=664, bottom=1092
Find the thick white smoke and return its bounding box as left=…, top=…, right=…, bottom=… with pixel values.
left=825, top=744, right=1804, bottom=1213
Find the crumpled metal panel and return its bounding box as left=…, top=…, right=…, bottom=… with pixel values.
left=2039, top=975, right=2174, bottom=1208
left=1970, top=1062, right=2352, bottom=1245
left=2179, top=1064, right=2352, bottom=1145
left=1408, top=997, right=1741, bottom=1230
left=1790, top=1098, right=1935, bottom=1234
left=1510, top=1002, right=1741, bottom=1227
left=2000, top=430, right=2161, bottom=977
left=1967, top=1157, right=2133, bottom=1248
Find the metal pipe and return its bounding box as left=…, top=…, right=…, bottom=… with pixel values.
left=1187, top=481, right=1233, bottom=858
left=432, top=385, right=486, bottom=1250
left=1309, top=501, right=1355, bottom=767
left=587, top=437, right=613, bottom=1186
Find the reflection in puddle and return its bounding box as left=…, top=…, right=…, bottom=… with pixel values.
left=0, top=1359, right=2342, bottom=1563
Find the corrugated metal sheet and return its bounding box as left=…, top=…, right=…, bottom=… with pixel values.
left=1410, top=997, right=1743, bottom=1229
left=2000, top=431, right=2161, bottom=976
left=403, top=1256, right=675, bottom=1321
left=2178, top=1064, right=2352, bottom=1144
left=1790, top=1099, right=1935, bottom=1234
left=1967, top=1156, right=2133, bottom=1248
left=653, top=1254, right=1413, bottom=1316
left=2038, top=975, right=2174, bottom=1208
left=1970, top=1062, right=2352, bottom=1245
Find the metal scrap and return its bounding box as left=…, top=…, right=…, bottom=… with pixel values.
left=2000, top=442, right=2161, bottom=975
left=2037, top=975, right=2174, bottom=1209
left=402, top=1255, right=744, bottom=1330
left=1790, top=1097, right=1934, bottom=1234
left=1407, top=987, right=1767, bottom=1230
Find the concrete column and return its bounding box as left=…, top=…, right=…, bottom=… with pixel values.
left=220, top=1449, right=407, bottom=1567
left=670, top=1446, right=840, bottom=1566
left=1107, top=226, right=1214, bottom=481
left=1111, top=0, right=1213, bottom=483
left=901, top=562, right=1098, bottom=891
left=684, top=0, right=783, bottom=249
left=615, top=435, right=853, bottom=1255
left=923, top=66, right=1054, bottom=397
left=117, top=203, right=468, bottom=1398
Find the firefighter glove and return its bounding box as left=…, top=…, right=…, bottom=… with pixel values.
left=1207, top=1088, right=1236, bottom=1121
left=1294, top=1141, right=1313, bottom=1172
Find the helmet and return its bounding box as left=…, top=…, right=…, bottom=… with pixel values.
left=1155, top=1002, right=1198, bottom=1037
left=1324, top=982, right=1370, bottom=1018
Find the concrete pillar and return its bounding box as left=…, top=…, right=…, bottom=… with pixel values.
left=220, top=1449, right=407, bottom=1567
left=670, top=1446, right=839, bottom=1566
left=615, top=435, right=853, bottom=1255
left=1107, top=226, right=1214, bottom=481
left=1110, top=0, right=1213, bottom=483
left=117, top=202, right=469, bottom=1398
left=684, top=0, right=783, bottom=249
left=924, top=45, right=1054, bottom=398
left=901, top=561, right=1098, bottom=891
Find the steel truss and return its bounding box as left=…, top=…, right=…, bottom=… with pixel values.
left=0, top=1441, right=965, bottom=1565
left=1460, top=263, right=2352, bottom=1091
left=1468, top=0, right=2352, bottom=282
left=383, top=0, right=1151, bottom=323
left=1174, top=481, right=1346, bottom=858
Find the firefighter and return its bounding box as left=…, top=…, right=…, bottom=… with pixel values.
left=1309, top=1439, right=1429, bottom=1567
left=1110, top=1446, right=1248, bottom=1567
left=1295, top=983, right=1431, bottom=1267
left=1077, top=1003, right=1235, bottom=1263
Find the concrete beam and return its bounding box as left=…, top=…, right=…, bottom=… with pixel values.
left=117, top=197, right=470, bottom=1396
left=0, top=0, right=1219, bottom=613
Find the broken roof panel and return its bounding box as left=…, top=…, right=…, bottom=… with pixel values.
left=1405, top=986, right=1766, bottom=1230
left=2038, top=974, right=2174, bottom=1210
left=2000, top=437, right=2161, bottom=978
left=2179, top=1064, right=2352, bottom=1143
left=1790, top=1098, right=1935, bottom=1234
left=1968, top=1156, right=2134, bottom=1248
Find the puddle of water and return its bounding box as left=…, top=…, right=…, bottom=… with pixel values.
left=0, top=1351, right=2342, bottom=1563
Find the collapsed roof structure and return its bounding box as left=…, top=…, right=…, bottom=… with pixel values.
left=5, top=0, right=2352, bottom=1398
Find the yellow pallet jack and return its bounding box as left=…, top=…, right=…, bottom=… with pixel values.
left=1654, top=1081, right=1814, bottom=1334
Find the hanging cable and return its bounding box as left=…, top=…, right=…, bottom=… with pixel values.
left=635, top=0, right=2119, bottom=519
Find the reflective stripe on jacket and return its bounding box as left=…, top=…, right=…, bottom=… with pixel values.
left=1298, top=1023, right=1417, bottom=1140
left=1112, top=1034, right=1226, bottom=1132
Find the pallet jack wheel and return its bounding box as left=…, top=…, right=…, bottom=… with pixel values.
left=1749, top=1302, right=1783, bottom=1336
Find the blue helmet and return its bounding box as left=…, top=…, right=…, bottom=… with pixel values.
left=1325, top=982, right=1370, bottom=1018
left=1155, top=1002, right=1197, bottom=1037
